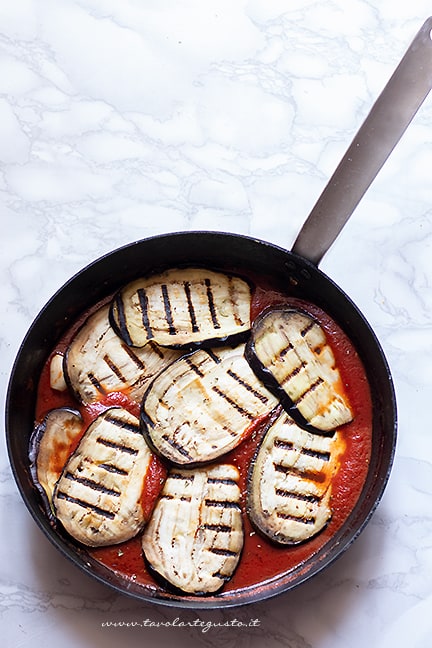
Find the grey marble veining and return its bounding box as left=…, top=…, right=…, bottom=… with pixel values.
left=2, top=2, right=432, bottom=647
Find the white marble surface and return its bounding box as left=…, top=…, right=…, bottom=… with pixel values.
left=2, top=1, right=432, bottom=646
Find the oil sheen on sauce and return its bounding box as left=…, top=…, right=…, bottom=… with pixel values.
left=34, top=281, right=373, bottom=593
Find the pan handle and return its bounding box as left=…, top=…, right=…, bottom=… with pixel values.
left=291, top=17, right=432, bottom=266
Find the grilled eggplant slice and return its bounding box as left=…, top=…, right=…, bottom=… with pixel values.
left=29, top=407, right=83, bottom=510
left=247, top=410, right=345, bottom=544
left=65, top=304, right=182, bottom=404
left=246, top=308, right=353, bottom=432
left=110, top=267, right=251, bottom=349
left=141, top=344, right=278, bottom=466
left=142, top=463, right=244, bottom=594
left=53, top=407, right=153, bottom=546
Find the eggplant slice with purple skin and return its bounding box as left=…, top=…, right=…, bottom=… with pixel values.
left=245, top=308, right=353, bottom=433
left=110, top=267, right=252, bottom=349
left=141, top=344, right=279, bottom=466
left=29, top=407, right=84, bottom=515
left=64, top=304, right=182, bottom=404
left=142, top=463, right=244, bottom=594
left=53, top=407, right=153, bottom=547
left=247, top=410, right=346, bottom=544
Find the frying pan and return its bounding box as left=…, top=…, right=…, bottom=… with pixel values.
left=5, top=18, right=432, bottom=608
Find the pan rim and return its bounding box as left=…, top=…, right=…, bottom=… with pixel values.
left=5, top=230, right=397, bottom=608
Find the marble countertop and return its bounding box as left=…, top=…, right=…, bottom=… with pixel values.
left=2, top=2, right=432, bottom=647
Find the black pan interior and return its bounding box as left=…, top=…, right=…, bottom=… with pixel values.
left=5, top=231, right=397, bottom=608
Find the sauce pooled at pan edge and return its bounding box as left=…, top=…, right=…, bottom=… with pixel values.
left=33, top=275, right=373, bottom=594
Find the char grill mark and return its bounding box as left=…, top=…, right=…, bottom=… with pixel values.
left=137, top=288, right=153, bottom=340
left=96, top=436, right=139, bottom=455
left=205, top=278, right=220, bottom=329
left=64, top=472, right=121, bottom=497
left=203, top=523, right=233, bottom=533
left=226, top=368, right=271, bottom=404
left=275, top=488, right=321, bottom=504
left=205, top=499, right=241, bottom=510
left=121, top=343, right=146, bottom=369
left=98, top=463, right=129, bottom=476
left=211, top=385, right=255, bottom=421
left=208, top=547, right=238, bottom=557
left=161, top=284, right=176, bottom=336
left=103, top=413, right=141, bottom=434
left=103, top=354, right=127, bottom=383
left=56, top=491, right=116, bottom=520
left=141, top=464, right=243, bottom=594
left=276, top=511, right=316, bottom=525
left=87, top=372, right=106, bottom=394
left=183, top=281, right=199, bottom=333
left=161, top=435, right=194, bottom=460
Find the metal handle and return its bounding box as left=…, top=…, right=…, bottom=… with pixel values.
left=291, top=17, right=432, bottom=266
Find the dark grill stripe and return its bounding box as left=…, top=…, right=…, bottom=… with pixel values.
left=211, top=385, right=254, bottom=421
left=104, top=414, right=141, bottom=435
left=99, top=463, right=129, bottom=476
left=148, top=340, right=165, bottom=359
left=205, top=278, right=220, bottom=329
left=103, top=354, right=127, bottom=383
left=137, top=288, right=153, bottom=340
left=295, top=377, right=325, bottom=403
left=274, top=438, right=331, bottom=462
left=207, top=477, right=237, bottom=486
left=205, top=499, right=241, bottom=510
left=183, top=281, right=199, bottom=333
left=301, top=448, right=331, bottom=461
left=65, top=472, right=121, bottom=497
left=203, top=523, right=233, bottom=533
left=87, top=372, right=106, bottom=394
left=161, top=494, right=191, bottom=502
left=96, top=436, right=138, bottom=455
left=161, top=284, right=176, bottom=335
left=121, top=343, right=146, bottom=369
left=282, top=362, right=306, bottom=385
left=276, top=511, right=316, bottom=525
left=212, top=570, right=231, bottom=581
left=56, top=491, right=115, bottom=519
left=208, top=547, right=238, bottom=557
left=273, top=462, right=326, bottom=483
left=275, top=488, right=321, bottom=503
left=185, top=357, right=205, bottom=377
left=228, top=276, right=244, bottom=326
left=114, top=295, right=133, bottom=346
left=274, top=439, right=294, bottom=450
left=169, top=472, right=193, bottom=481
left=226, top=369, right=269, bottom=404
left=280, top=342, right=294, bottom=358
left=300, top=321, right=317, bottom=338
left=161, top=435, right=193, bottom=459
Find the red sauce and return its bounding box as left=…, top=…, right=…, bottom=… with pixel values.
left=33, top=278, right=372, bottom=593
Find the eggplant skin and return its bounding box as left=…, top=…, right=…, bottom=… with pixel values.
left=29, top=407, right=84, bottom=516
left=246, top=307, right=353, bottom=433
left=142, top=464, right=244, bottom=594
left=247, top=410, right=345, bottom=545
left=141, top=344, right=278, bottom=466
left=110, top=267, right=252, bottom=349
left=64, top=304, right=182, bottom=404
left=53, top=407, right=153, bottom=547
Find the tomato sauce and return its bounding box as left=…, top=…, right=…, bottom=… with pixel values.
left=33, top=277, right=372, bottom=594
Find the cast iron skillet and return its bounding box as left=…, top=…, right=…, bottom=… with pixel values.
left=5, top=19, right=432, bottom=608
